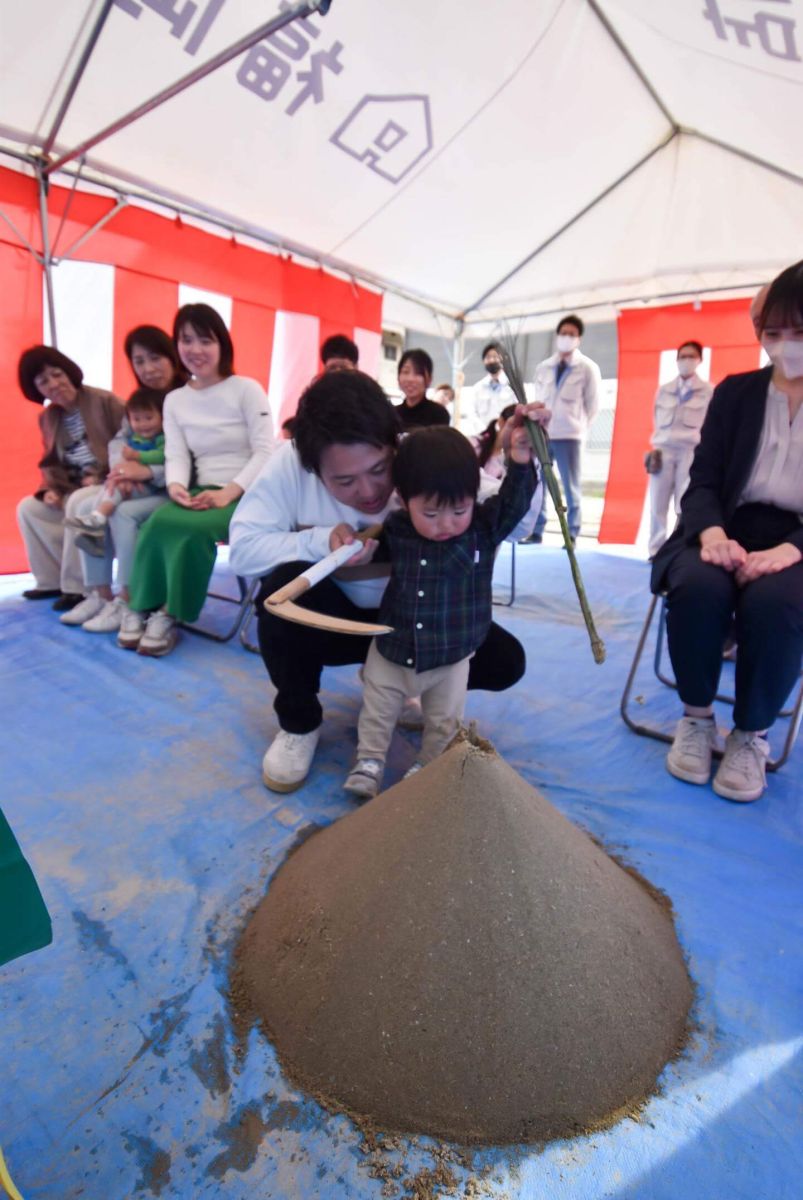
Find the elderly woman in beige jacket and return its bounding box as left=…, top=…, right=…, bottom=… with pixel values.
left=16, top=345, right=124, bottom=610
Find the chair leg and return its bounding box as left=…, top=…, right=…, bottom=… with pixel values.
left=620, top=595, right=669, bottom=741
left=624, top=594, right=803, bottom=771
left=492, top=541, right=516, bottom=608
left=181, top=576, right=259, bottom=643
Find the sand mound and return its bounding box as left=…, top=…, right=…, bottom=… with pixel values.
left=232, top=737, right=692, bottom=1144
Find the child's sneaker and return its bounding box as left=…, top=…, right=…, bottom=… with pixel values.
left=66, top=511, right=107, bottom=532
left=344, top=759, right=384, bottom=800
left=82, top=596, right=126, bottom=633
left=117, top=605, right=147, bottom=650
left=712, top=730, right=769, bottom=803
left=403, top=762, right=423, bottom=779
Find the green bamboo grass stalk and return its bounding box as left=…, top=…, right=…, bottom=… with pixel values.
left=501, top=345, right=606, bottom=665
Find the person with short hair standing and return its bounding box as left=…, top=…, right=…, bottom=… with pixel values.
left=646, top=341, right=713, bottom=559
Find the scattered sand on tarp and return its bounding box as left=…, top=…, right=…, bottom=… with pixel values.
left=232, top=735, right=692, bottom=1144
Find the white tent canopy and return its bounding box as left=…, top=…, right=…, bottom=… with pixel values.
left=1, top=0, right=801, bottom=332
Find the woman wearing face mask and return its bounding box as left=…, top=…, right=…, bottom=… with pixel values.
left=652, top=260, right=803, bottom=805
left=646, top=341, right=714, bottom=559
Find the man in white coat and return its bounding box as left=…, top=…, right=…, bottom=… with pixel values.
left=522, top=315, right=600, bottom=544
left=646, top=340, right=713, bottom=559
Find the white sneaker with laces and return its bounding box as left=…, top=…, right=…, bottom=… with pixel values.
left=403, top=761, right=423, bottom=779
left=117, top=606, right=147, bottom=650
left=136, top=608, right=178, bottom=657
left=59, top=592, right=105, bottom=626
left=263, top=728, right=321, bottom=793
left=712, top=730, right=769, bottom=803
left=66, top=511, right=107, bottom=532
left=343, top=757, right=384, bottom=800
left=82, top=596, right=126, bottom=633
left=666, top=715, right=718, bottom=785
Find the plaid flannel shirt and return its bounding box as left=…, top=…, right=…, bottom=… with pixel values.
left=377, top=460, right=536, bottom=672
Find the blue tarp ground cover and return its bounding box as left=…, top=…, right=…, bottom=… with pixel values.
left=0, top=546, right=801, bottom=1200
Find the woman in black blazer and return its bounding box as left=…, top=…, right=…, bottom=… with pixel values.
left=652, top=260, right=803, bottom=804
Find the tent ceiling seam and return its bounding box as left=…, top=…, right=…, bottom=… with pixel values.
left=461, top=129, right=678, bottom=317
left=680, top=128, right=803, bottom=187
left=586, top=0, right=678, bottom=129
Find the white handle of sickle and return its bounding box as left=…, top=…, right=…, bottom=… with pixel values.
left=266, top=525, right=382, bottom=606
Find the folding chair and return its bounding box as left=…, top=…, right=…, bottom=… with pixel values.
left=621, top=593, right=803, bottom=772
left=181, top=573, right=259, bottom=644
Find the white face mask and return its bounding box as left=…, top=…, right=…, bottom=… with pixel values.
left=677, top=358, right=699, bottom=378
left=763, top=339, right=803, bottom=380
left=556, top=334, right=579, bottom=354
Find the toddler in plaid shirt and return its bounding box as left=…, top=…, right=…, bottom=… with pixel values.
left=345, top=422, right=536, bottom=799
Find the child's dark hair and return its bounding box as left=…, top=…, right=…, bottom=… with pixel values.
left=394, top=427, right=480, bottom=505
left=126, top=387, right=165, bottom=416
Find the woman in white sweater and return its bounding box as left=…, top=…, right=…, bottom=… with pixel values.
left=125, top=304, right=274, bottom=656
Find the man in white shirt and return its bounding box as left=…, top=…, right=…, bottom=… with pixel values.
left=464, top=342, right=516, bottom=435
left=521, top=315, right=600, bottom=545
left=646, top=340, right=714, bottom=559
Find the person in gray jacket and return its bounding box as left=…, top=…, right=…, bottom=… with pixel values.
left=522, top=314, right=600, bottom=545
left=646, top=341, right=713, bottom=559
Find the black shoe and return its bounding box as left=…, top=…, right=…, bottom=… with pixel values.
left=561, top=537, right=578, bottom=551
left=52, top=592, right=84, bottom=612
left=22, top=587, right=62, bottom=600
left=518, top=532, right=543, bottom=545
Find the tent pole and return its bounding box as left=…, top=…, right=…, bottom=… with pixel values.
left=46, top=1, right=330, bottom=175
left=41, top=0, right=117, bottom=157
left=36, top=164, right=58, bottom=347
left=56, top=197, right=128, bottom=262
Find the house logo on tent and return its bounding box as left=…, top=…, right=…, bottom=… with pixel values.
left=330, top=95, right=433, bottom=184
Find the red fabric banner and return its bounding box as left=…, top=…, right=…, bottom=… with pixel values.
left=0, top=164, right=382, bottom=573
left=599, top=298, right=760, bottom=544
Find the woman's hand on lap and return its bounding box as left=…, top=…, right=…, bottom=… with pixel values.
left=43, top=489, right=63, bottom=508
left=735, top=542, right=802, bottom=586
left=112, top=461, right=153, bottom=484
left=168, top=482, right=194, bottom=507
left=699, top=527, right=747, bottom=572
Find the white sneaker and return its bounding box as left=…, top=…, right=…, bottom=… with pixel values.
left=82, top=596, right=126, bottom=633
left=59, top=592, right=105, bottom=626
left=117, top=605, right=147, bottom=650
left=403, top=761, right=423, bottom=779
left=262, top=728, right=321, bottom=793
left=666, top=716, right=718, bottom=785
left=713, top=730, right=769, bottom=803
left=344, top=758, right=384, bottom=800
left=66, top=511, right=107, bottom=532
left=136, top=608, right=178, bottom=657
